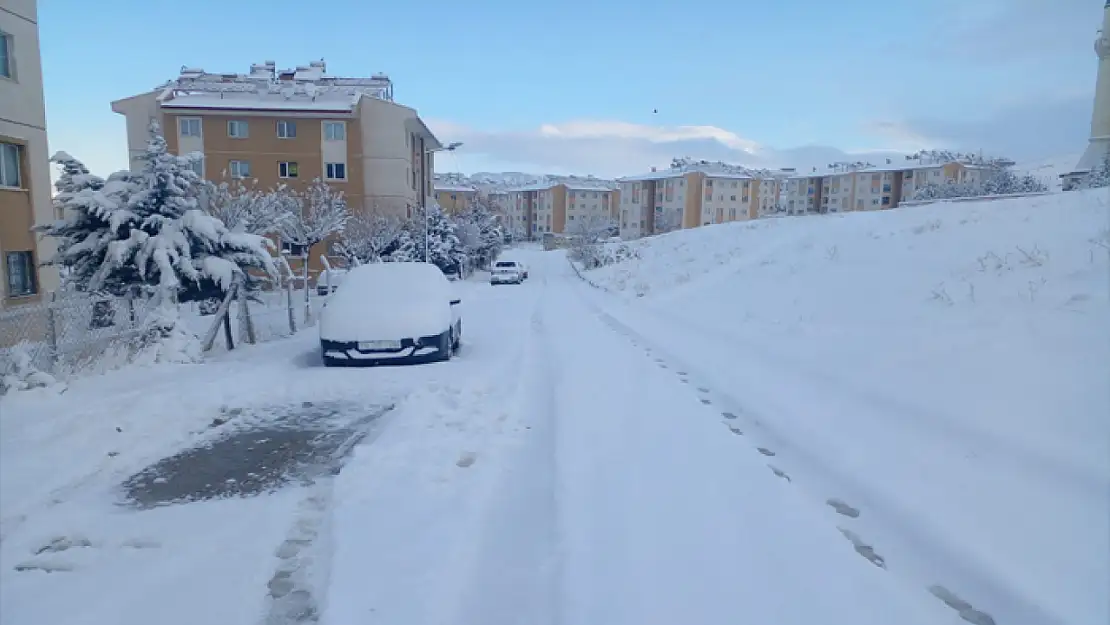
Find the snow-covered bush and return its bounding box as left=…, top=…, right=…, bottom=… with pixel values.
left=1079, top=154, right=1110, bottom=190
left=200, top=179, right=292, bottom=236
left=912, top=163, right=1048, bottom=201
left=0, top=342, right=59, bottom=395
left=335, top=210, right=404, bottom=264
left=568, top=215, right=629, bottom=269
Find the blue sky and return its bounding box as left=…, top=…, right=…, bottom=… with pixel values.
left=39, top=0, right=1100, bottom=178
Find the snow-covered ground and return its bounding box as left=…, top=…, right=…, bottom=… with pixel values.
left=582, top=188, right=1110, bottom=625
left=2, top=190, right=1106, bottom=625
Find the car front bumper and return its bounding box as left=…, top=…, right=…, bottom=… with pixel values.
left=490, top=273, right=522, bottom=283
left=321, top=331, right=448, bottom=366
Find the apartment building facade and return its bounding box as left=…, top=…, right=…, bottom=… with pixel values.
left=783, top=160, right=988, bottom=215
left=433, top=180, right=477, bottom=214
left=506, top=179, right=618, bottom=238
left=110, top=61, right=441, bottom=272
left=0, top=0, right=54, bottom=307
left=617, top=164, right=789, bottom=239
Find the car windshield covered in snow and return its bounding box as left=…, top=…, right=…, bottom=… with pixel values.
left=494, top=261, right=519, bottom=268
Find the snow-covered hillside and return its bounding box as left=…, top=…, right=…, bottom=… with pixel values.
left=580, top=189, right=1110, bottom=625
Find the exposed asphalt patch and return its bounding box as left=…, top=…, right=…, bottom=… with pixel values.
left=120, top=401, right=392, bottom=508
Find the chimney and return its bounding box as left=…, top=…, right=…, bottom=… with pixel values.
left=650, top=166, right=657, bottom=172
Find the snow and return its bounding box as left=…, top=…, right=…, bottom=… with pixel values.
left=161, top=94, right=359, bottom=112
left=579, top=188, right=1110, bottom=625
left=318, top=262, right=455, bottom=341
left=4, top=189, right=1106, bottom=625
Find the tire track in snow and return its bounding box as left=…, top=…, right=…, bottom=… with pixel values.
left=444, top=276, right=564, bottom=625
left=566, top=270, right=1055, bottom=625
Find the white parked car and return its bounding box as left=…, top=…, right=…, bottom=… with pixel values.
left=319, top=262, right=462, bottom=367
left=490, top=260, right=526, bottom=285
left=315, top=268, right=348, bottom=296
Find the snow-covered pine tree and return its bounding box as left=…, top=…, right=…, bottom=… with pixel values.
left=90, top=120, right=277, bottom=306
left=425, top=204, right=467, bottom=276
left=455, top=200, right=503, bottom=269
left=34, top=152, right=139, bottom=293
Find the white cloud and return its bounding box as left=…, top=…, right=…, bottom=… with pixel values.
left=427, top=118, right=906, bottom=178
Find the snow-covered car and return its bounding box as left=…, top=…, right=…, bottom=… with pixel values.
left=315, top=268, right=348, bottom=296
left=319, top=262, right=462, bottom=367
left=490, top=260, right=526, bottom=285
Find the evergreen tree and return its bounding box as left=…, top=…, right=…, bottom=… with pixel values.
left=456, top=200, right=504, bottom=268
left=83, top=120, right=277, bottom=306
left=1081, top=153, right=1110, bottom=190
left=35, top=152, right=140, bottom=293
left=425, top=204, right=467, bottom=275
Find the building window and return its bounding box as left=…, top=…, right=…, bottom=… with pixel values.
left=227, top=120, right=249, bottom=138
left=325, top=162, right=346, bottom=180
left=0, top=31, right=12, bottom=79
left=178, top=118, right=201, bottom=138
left=5, top=251, right=36, bottom=297
left=730, top=195, right=736, bottom=201
left=189, top=156, right=204, bottom=177
left=229, top=160, right=251, bottom=178
left=279, top=161, right=298, bottom=178
left=277, top=120, right=297, bottom=139
left=324, top=122, right=346, bottom=141
left=0, top=142, right=21, bottom=188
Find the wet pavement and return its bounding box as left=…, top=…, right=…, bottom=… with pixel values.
left=120, top=400, right=392, bottom=508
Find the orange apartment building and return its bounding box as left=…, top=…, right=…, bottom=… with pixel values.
left=505, top=178, right=618, bottom=239
left=110, top=60, right=442, bottom=273
left=617, top=164, right=788, bottom=239
left=0, top=0, right=54, bottom=308
left=433, top=178, right=477, bottom=214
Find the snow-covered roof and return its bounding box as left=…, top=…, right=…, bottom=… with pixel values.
left=620, top=161, right=787, bottom=183
left=506, top=175, right=617, bottom=193
left=435, top=184, right=477, bottom=193
left=787, top=158, right=994, bottom=180
left=155, top=60, right=393, bottom=114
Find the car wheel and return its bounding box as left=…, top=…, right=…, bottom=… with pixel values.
left=452, top=322, right=462, bottom=351
left=439, top=331, right=453, bottom=362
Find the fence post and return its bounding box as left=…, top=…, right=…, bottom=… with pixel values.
left=286, top=278, right=297, bottom=334
left=44, top=292, right=59, bottom=373
left=237, top=280, right=257, bottom=345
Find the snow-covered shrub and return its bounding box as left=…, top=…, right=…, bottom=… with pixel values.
left=913, top=166, right=1048, bottom=201
left=335, top=210, right=404, bottom=264
left=389, top=204, right=468, bottom=275
left=1079, top=154, right=1110, bottom=190
left=200, top=178, right=292, bottom=236
left=0, top=342, right=60, bottom=395
left=568, top=215, right=632, bottom=269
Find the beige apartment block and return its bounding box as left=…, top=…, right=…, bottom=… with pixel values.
left=110, top=60, right=441, bottom=273
left=433, top=180, right=477, bottom=215
left=618, top=163, right=794, bottom=239
left=507, top=178, right=617, bottom=238
left=783, top=159, right=989, bottom=215
left=0, top=0, right=55, bottom=308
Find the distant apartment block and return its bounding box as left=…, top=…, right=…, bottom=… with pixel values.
left=506, top=178, right=618, bottom=238
left=433, top=177, right=477, bottom=214
left=110, top=60, right=441, bottom=271
left=617, top=163, right=790, bottom=239
left=0, top=0, right=54, bottom=307
left=782, top=158, right=989, bottom=215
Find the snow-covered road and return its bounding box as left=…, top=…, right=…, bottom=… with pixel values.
left=323, top=251, right=961, bottom=625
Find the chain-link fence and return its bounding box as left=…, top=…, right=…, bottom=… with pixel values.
left=1, top=277, right=329, bottom=382
left=0, top=291, right=161, bottom=380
